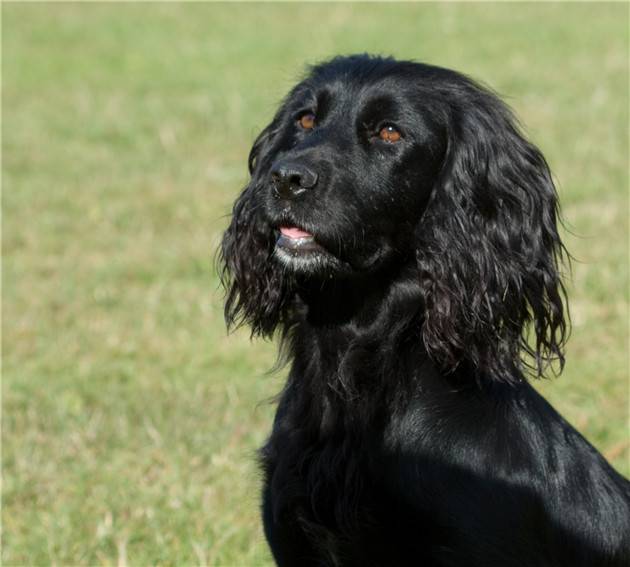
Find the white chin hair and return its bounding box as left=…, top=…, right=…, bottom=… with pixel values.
left=273, top=245, right=335, bottom=274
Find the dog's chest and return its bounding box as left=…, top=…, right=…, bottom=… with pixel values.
left=267, top=413, right=376, bottom=518
left=263, top=421, right=441, bottom=567
left=262, top=392, right=422, bottom=565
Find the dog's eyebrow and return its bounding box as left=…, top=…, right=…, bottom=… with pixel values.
left=356, top=94, right=402, bottom=124
left=291, top=85, right=317, bottom=105
left=289, top=88, right=333, bottom=120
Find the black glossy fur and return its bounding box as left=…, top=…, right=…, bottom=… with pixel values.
left=220, top=55, right=630, bottom=566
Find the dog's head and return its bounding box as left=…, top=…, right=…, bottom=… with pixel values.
left=221, top=55, right=568, bottom=382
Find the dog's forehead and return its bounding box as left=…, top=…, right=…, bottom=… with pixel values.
left=287, top=57, right=445, bottom=116
left=292, top=71, right=418, bottom=114
left=308, top=55, right=419, bottom=83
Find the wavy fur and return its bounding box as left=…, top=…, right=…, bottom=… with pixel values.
left=220, top=55, right=629, bottom=566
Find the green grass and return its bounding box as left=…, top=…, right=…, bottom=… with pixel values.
left=2, top=3, right=628, bottom=565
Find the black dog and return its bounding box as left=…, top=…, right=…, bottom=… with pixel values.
left=221, top=55, right=630, bottom=566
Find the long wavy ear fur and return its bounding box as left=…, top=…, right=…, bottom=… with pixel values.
left=220, top=124, right=295, bottom=337
left=417, top=79, right=569, bottom=383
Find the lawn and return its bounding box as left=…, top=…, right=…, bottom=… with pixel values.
left=2, top=3, right=628, bottom=565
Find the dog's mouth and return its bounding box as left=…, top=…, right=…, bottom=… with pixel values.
left=271, top=223, right=370, bottom=277
left=273, top=223, right=347, bottom=275
left=276, top=225, right=327, bottom=254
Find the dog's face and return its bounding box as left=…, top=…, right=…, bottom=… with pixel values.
left=222, top=55, right=567, bottom=383
left=254, top=59, right=448, bottom=277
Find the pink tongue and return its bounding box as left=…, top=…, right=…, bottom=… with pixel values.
left=280, top=226, right=313, bottom=239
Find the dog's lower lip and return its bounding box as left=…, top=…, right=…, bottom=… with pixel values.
left=276, top=233, right=323, bottom=252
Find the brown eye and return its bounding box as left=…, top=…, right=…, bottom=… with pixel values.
left=299, top=112, right=316, bottom=130
left=379, top=125, right=401, bottom=143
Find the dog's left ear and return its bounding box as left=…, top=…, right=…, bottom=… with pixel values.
left=416, top=80, right=569, bottom=382
left=220, top=122, right=295, bottom=338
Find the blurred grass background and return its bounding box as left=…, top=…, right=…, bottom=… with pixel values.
left=2, top=3, right=628, bottom=565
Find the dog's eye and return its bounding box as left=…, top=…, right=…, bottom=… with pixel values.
left=379, top=125, right=402, bottom=143
left=298, top=112, right=316, bottom=130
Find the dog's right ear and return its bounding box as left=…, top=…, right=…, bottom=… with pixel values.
left=415, top=78, right=568, bottom=383
left=220, top=123, right=295, bottom=337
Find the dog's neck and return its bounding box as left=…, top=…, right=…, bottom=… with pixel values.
left=288, top=265, right=426, bottom=403
left=297, top=264, right=421, bottom=333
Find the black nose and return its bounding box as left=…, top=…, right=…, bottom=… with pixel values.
left=270, top=161, right=318, bottom=199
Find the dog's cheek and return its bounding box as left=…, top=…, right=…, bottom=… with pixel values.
left=397, top=145, right=443, bottom=210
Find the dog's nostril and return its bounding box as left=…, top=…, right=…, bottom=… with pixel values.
left=288, top=173, right=302, bottom=186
